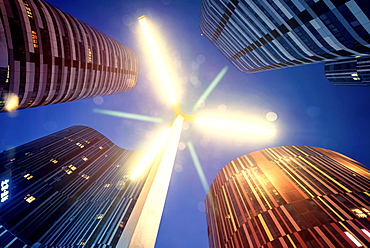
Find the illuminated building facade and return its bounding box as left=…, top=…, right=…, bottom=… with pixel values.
left=0, top=0, right=139, bottom=112
left=0, top=125, right=151, bottom=247
left=200, top=0, right=370, bottom=73
left=325, top=55, right=370, bottom=86
left=206, top=146, right=370, bottom=247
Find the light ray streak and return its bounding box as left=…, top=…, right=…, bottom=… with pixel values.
left=192, top=66, right=228, bottom=112
left=195, top=117, right=276, bottom=136
left=187, top=141, right=209, bottom=193
left=93, top=108, right=163, bottom=123
left=138, top=16, right=177, bottom=105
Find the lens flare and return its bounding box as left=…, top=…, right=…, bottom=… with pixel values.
left=5, top=93, right=19, bottom=112
left=93, top=108, right=163, bottom=123
left=194, top=117, right=276, bottom=136
left=130, top=128, right=171, bottom=180
left=138, top=16, right=177, bottom=105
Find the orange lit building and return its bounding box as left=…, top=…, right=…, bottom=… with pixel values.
left=0, top=0, right=139, bottom=112
left=206, top=146, right=370, bottom=247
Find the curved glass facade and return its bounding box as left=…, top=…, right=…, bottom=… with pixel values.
left=206, top=146, right=370, bottom=247
left=0, top=0, right=139, bottom=112
left=200, top=0, right=370, bottom=73
left=0, top=125, right=150, bottom=247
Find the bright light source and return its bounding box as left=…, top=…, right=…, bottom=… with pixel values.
left=5, top=93, right=19, bottom=111
left=130, top=128, right=171, bottom=180
left=138, top=16, right=177, bottom=105
left=344, top=231, right=363, bottom=247
left=194, top=117, right=276, bottom=136
left=93, top=108, right=163, bottom=123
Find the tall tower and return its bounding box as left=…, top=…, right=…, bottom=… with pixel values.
left=0, top=0, right=139, bottom=112
left=206, top=146, right=370, bottom=247
left=0, top=126, right=151, bottom=247
left=325, top=55, right=370, bottom=86
left=200, top=0, right=370, bottom=73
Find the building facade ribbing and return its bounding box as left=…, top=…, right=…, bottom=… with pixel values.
left=200, top=0, right=370, bottom=73
left=0, top=125, right=150, bottom=247
left=325, top=55, right=370, bottom=86
left=0, top=0, right=139, bottom=112
left=206, top=146, right=370, bottom=247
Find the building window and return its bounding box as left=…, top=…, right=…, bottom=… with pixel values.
left=103, top=184, right=111, bottom=188
left=24, top=194, right=36, bottom=203
left=50, top=158, right=58, bottom=164
left=23, top=2, right=33, bottom=18
left=23, top=173, right=33, bottom=180
left=1, top=179, right=10, bottom=203
left=96, top=214, right=104, bottom=219
left=31, top=30, right=38, bottom=48
left=352, top=208, right=370, bottom=218
left=81, top=174, right=90, bottom=179
left=344, top=232, right=363, bottom=247
left=82, top=156, right=88, bottom=161
left=88, top=48, right=92, bottom=62
left=362, top=229, right=370, bottom=238
left=76, top=142, right=84, bottom=148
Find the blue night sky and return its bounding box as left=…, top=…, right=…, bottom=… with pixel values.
left=1, top=0, right=369, bottom=247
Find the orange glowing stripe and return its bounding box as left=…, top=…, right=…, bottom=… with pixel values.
left=313, top=227, right=335, bottom=246
left=290, top=157, right=338, bottom=194
left=280, top=206, right=301, bottom=231
left=299, top=156, right=352, bottom=193
left=322, top=195, right=352, bottom=220
left=242, top=170, right=267, bottom=212
left=268, top=211, right=285, bottom=236
left=293, top=146, right=309, bottom=156
left=317, top=197, right=345, bottom=221
left=231, top=161, right=239, bottom=173
left=258, top=214, right=274, bottom=242
left=276, top=161, right=314, bottom=198
left=236, top=157, right=246, bottom=170
left=222, top=186, right=237, bottom=232
left=252, top=170, right=273, bottom=210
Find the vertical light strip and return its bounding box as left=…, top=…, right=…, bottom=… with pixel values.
left=258, top=214, right=274, bottom=241
left=138, top=16, right=177, bottom=105
left=299, top=156, right=352, bottom=193
left=361, top=229, right=370, bottom=238
left=286, top=234, right=297, bottom=248
left=187, top=141, right=209, bottom=193
left=317, top=197, right=345, bottom=221
left=222, top=185, right=237, bottom=232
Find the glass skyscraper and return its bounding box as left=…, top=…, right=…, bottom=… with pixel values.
left=0, top=125, right=151, bottom=247
left=206, top=146, right=370, bottom=247
left=200, top=0, right=370, bottom=75
left=0, top=0, right=139, bottom=112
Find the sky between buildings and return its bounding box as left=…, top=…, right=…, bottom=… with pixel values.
left=0, top=0, right=369, bottom=247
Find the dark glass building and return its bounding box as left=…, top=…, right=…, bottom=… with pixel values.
left=206, top=146, right=370, bottom=247
left=0, top=0, right=139, bottom=112
left=325, top=55, right=370, bottom=86
left=0, top=125, right=151, bottom=247
left=200, top=0, right=370, bottom=73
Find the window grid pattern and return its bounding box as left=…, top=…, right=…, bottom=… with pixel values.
left=0, top=126, right=151, bottom=247
left=0, top=0, right=139, bottom=112
left=206, top=146, right=370, bottom=247
left=200, top=0, right=370, bottom=73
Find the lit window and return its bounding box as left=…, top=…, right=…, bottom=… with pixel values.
left=31, top=30, right=38, bottom=48
left=1, top=179, right=10, bottom=203
left=24, top=194, right=36, bottom=203
left=82, top=156, right=88, bottom=161
left=50, top=158, right=58, bottom=164
left=81, top=174, right=90, bottom=179
left=103, top=184, right=111, bottom=188
left=344, top=232, right=363, bottom=247
left=23, top=173, right=33, bottom=180
left=99, top=146, right=103, bottom=150
left=68, top=164, right=77, bottom=171
left=119, top=221, right=125, bottom=228
left=352, top=208, right=370, bottom=218
left=23, top=2, right=33, bottom=18
left=10, top=158, right=16, bottom=162
left=76, top=142, right=84, bottom=148
left=96, top=214, right=104, bottom=219
left=88, top=48, right=92, bottom=62
left=362, top=229, right=370, bottom=238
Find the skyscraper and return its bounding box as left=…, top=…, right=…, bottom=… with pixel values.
left=206, top=146, right=370, bottom=247
left=325, top=55, right=370, bottom=86
left=200, top=0, right=370, bottom=73
left=0, top=125, right=151, bottom=247
left=0, top=0, right=139, bottom=112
